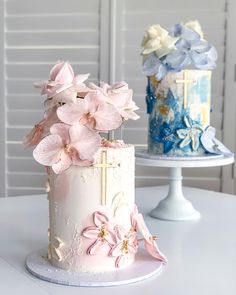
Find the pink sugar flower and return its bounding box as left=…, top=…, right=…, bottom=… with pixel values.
left=57, top=91, right=122, bottom=132
left=109, top=225, right=138, bottom=268
left=23, top=106, right=60, bottom=148
left=82, top=211, right=115, bottom=254
left=135, top=213, right=167, bottom=263
left=89, top=81, right=140, bottom=121
left=34, top=61, right=90, bottom=99
left=33, top=123, right=101, bottom=174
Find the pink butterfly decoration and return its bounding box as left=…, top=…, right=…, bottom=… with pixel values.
left=89, top=81, right=140, bottom=121
left=34, top=61, right=90, bottom=99
left=57, top=91, right=123, bottom=132
left=33, top=123, right=101, bottom=174
left=82, top=211, right=115, bottom=254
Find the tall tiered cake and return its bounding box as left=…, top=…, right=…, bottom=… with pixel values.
left=25, top=61, right=167, bottom=272
left=141, top=21, right=229, bottom=156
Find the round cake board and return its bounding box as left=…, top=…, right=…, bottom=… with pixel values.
left=26, top=248, right=163, bottom=287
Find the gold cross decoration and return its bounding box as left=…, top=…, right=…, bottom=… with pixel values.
left=93, top=150, right=120, bottom=206
left=175, top=70, right=196, bottom=108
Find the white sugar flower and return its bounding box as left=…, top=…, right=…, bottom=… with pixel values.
left=177, top=116, right=203, bottom=151
left=185, top=20, right=204, bottom=39
left=141, top=24, right=178, bottom=58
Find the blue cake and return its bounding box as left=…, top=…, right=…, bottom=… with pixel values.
left=141, top=20, right=229, bottom=156
left=147, top=70, right=211, bottom=156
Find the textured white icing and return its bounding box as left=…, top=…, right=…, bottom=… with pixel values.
left=48, top=145, right=135, bottom=272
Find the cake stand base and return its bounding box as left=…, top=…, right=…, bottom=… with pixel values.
left=26, top=249, right=163, bottom=287
left=136, top=151, right=234, bottom=221
left=150, top=167, right=200, bottom=221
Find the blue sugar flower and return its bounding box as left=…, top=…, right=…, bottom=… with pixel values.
left=146, top=77, right=157, bottom=114
left=150, top=119, right=176, bottom=153
left=170, top=23, right=201, bottom=47
left=200, top=126, right=231, bottom=155
left=176, top=116, right=203, bottom=151
left=142, top=22, right=217, bottom=80
left=142, top=53, right=168, bottom=80
left=164, top=49, right=191, bottom=72
left=169, top=23, right=217, bottom=70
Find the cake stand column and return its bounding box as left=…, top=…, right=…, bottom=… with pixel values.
left=150, top=167, right=200, bottom=221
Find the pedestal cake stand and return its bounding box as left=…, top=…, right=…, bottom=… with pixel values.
left=136, top=150, right=234, bottom=221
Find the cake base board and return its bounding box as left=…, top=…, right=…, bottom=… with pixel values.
left=26, top=248, right=163, bottom=287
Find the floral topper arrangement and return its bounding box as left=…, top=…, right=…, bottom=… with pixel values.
left=141, top=20, right=217, bottom=80
left=24, top=61, right=139, bottom=174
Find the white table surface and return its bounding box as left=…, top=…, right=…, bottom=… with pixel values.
left=0, top=186, right=236, bottom=295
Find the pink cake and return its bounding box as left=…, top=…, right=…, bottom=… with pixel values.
left=24, top=61, right=167, bottom=272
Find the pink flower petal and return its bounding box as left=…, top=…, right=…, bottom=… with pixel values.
left=136, top=213, right=153, bottom=242
left=145, top=241, right=167, bottom=264
left=136, top=213, right=167, bottom=263
left=23, top=123, right=45, bottom=148
left=54, top=62, right=74, bottom=84
left=52, top=151, right=72, bottom=174
left=73, top=73, right=90, bottom=84
left=114, top=225, right=125, bottom=241
left=49, top=62, right=65, bottom=81
left=93, top=211, right=109, bottom=227
left=53, top=87, right=77, bottom=104
left=57, top=100, right=88, bottom=125
left=128, top=243, right=138, bottom=255
left=50, top=123, right=70, bottom=144
left=33, top=134, right=63, bottom=166
left=87, top=239, right=103, bottom=255
left=111, top=81, right=129, bottom=90
left=110, top=242, right=123, bottom=257
left=82, top=226, right=100, bottom=239
left=115, top=255, right=126, bottom=268
left=104, top=231, right=116, bottom=245
left=93, top=103, right=122, bottom=131
left=69, top=124, right=101, bottom=160
left=55, top=83, right=73, bottom=94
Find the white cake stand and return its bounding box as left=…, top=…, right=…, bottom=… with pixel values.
left=25, top=248, right=163, bottom=287
left=136, top=150, right=234, bottom=221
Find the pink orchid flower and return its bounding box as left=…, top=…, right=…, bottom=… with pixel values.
left=135, top=213, right=167, bottom=264
left=57, top=91, right=123, bottom=132
left=23, top=106, right=60, bottom=148
left=33, top=123, right=101, bottom=174
left=109, top=225, right=138, bottom=268
left=82, top=211, right=115, bottom=255
left=34, top=61, right=90, bottom=99
left=89, top=81, right=140, bottom=121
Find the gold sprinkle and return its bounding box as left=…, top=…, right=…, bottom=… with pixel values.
left=150, top=75, right=159, bottom=88
left=121, top=239, right=129, bottom=254
left=98, top=226, right=108, bottom=239
left=159, top=105, right=169, bottom=116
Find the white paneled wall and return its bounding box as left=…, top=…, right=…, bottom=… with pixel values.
left=4, top=0, right=104, bottom=197
left=0, top=0, right=235, bottom=196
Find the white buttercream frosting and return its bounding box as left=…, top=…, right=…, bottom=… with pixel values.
left=48, top=145, right=135, bottom=272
